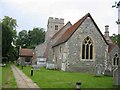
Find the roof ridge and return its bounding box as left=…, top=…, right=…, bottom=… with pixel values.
left=52, top=13, right=89, bottom=47
left=21, top=48, right=33, bottom=50
left=51, top=21, right=72, bottom=40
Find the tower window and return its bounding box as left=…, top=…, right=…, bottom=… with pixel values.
left=55, top=25, right=58, bottom=30
left=82, top=36, right=93, bottom=60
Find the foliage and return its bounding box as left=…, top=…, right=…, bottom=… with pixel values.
left=28, top=27, right=45, bottom=45
left=16, top=30, right=29, bottom=48
left=19, top=66, right=113, bottom=89
left=2, top=64, right=17, bottom=88
left=16, top=27, right=45, bottom=49
left=111, top=34, right=120, bottom=47
left=2, top=15, right=45, bottom=62
left=2, top=16, right=18, bottom=62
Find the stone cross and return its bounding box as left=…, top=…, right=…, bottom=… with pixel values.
left=113, top=48, right=120, bottom=87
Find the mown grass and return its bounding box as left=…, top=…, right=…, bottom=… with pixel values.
left=2, top=64, right=17, bottom=88
left=0, top=66, right=2, bottom=89
left=18, top=66, right=113, bottom=89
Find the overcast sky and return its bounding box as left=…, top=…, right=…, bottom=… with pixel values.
left=0, top=0, right=119, bottom=36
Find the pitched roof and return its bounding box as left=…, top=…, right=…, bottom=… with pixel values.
left=53, top=13, right=108, bottom=47
left=19, top=48, right=33, bottom=57
left=44, top=41, right=51, bottom=59
left=108, top=43, right=116, bottom=52
left=51, top=21, right=72, bottom=40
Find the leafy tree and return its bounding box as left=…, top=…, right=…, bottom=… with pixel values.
left=16, top=30, right=29, bottom=48
left=2, top=16, right=17, bottom=62
left=111, top=34, right=120, bottom=47
left=28, top=27, right=45, bottom=48
left=16, top=27, right=45, bottom=49
left=117, top=34, right=120, bottom=47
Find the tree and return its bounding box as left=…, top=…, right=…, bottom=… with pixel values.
left=28, top=27, right=45, bottom=48
left=16, top=30, right=29, bottom=48
left=111, top=34, right=120, bottom=47
left=2, top=16, right=17, bottom=62
left=16, top=27, right=45, bottom=49
left=117, top=34, right=120, bottom=47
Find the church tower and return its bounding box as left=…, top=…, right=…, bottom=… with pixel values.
left=45, top=17, right=64, bottom=42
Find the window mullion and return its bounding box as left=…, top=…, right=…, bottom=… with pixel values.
left=89, top=44, right=90, bottom=59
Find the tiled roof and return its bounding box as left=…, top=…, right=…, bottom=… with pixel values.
left=44, top=41, right=51, bottom=59
left=51, top=21, right=72, bottom=40
left=53, top=13, right=108, bottom=47
left=19, top=48, right=33, bottom=57
left=108, top=43, right=117, bottom=52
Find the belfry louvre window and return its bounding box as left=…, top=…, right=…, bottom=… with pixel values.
left=82, top=36, right=93, bottom=59
left=113, top=54, right=119, bottom=66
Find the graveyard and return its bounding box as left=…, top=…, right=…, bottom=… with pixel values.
left=1, top=0, right=120, bottom=89
left=18, top=65, right=113, bottom=89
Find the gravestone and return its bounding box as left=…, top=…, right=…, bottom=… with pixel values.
left=32, top=65, right=40, bottom=70
left=95, top=64, right=102, bottom=76
left=113, top=66, right=120, bottom=86
left=46, top=63, right=55, bottom=69
left=104, top=69, right=112, bottom=76
left=113, top=48, right=120, bottom=87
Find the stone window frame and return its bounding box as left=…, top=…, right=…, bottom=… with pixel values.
left=55, top=25, right=58, bottom=30
left=59, top=46, right=62, bottom=59
left=81, top=36, right=94, bottom=61
left=112, top=53, right=119, bottom=66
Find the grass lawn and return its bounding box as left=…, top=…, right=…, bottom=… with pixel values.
left=18, top=66, right=113, bottom=89
left=0, top=66, right=2, bottom=89
left=2, top=64, right=17, bottom=88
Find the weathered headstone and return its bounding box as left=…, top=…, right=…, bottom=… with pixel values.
left=113, top=56, right=120, bottom=87
left=104, top=69, right=112, bottom=76
left=113, top=48, right=120, bottom=87
left=113, top=66, right=120, bottom=87
left=95, top=64, right=102, bottom=76
left=32, top=65, right=40, bottom=70
left=46, top=63, right=55, bottom=69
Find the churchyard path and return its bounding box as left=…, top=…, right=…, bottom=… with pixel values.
left=11, top=65, right=40, bottom=89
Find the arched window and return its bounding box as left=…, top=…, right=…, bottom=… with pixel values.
left=82, top=36, right=93, bottom=59
left=113, top=54, right=119, bottom=66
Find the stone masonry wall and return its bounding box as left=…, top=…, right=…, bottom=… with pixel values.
left=66, top=17, right=108, bottom=74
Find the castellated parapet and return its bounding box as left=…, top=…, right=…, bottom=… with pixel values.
left=48, top=17, right=64, bottom=24
left=45, top=17, right=64, bottom=42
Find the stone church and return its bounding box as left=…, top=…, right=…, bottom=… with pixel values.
left=35, top=13, right=119, bottom=74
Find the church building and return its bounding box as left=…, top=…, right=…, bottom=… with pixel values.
left=36, top=13, right=120, bottom=74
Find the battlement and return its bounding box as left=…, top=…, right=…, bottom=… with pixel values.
left=48, top=17, right=64, bottom=24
